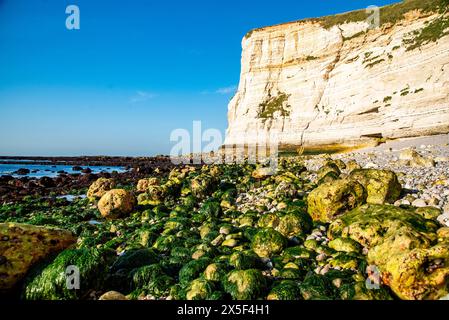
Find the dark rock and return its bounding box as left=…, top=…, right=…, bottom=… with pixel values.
left=72, top=166, right=83, bottom=171
left=38, top=177, right=55, bottom=188
left=14, top=168, right=30, bottom=175
left=81, top=168, right=92, bottom=174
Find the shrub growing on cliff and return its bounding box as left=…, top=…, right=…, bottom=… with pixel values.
left=257, top=92, right=291, bottom=122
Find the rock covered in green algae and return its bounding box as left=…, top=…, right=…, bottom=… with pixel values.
left=223, top=269, right=267, bottom=300
left=338, top=281, right=393, bottom=300
left=186, top=278, right=214, bottom=300
left=179, top=258, right=211, bottom=285
left=307, top=179, right=367, bottom=223
left=328, top=238, right=362, bottom=254
left=204, top=263, right=227, bottom=282
left=299, top=273, right=336, bottom=300
left=329, top=204, right=449, bottom=300
left=251, top=228, right=287, bottom=258
left=229, top=250, right=260, bottom=270
left=275, top=210, right=313, bottom=238
left=190, top=175, right=218, bottom=199
left=0, top=222, right=76, bottom=290
left=316, top=162, right=341, bottom=181
left=267, top=280, right=302, bottom=300
left=98, top=189, right=136, bottom=219
left=87, top=178, right=116, bottom=201
left=24, top=248, right=110, bottom=300
left=252, top=167, right=275, bottom=179
left=349, top=169, right=402, bottom=204
left=328, top=204, right=439, bottom=248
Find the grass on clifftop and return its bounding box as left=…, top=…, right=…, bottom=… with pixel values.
left=244, top=0, right=448, bottom=39
left=320, top=0, right=447, bottom=29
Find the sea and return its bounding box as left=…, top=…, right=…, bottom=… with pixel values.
left=0, top=159, right=127, bottom=178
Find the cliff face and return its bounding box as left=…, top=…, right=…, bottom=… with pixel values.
left=224, top=1, right=449, bottom=152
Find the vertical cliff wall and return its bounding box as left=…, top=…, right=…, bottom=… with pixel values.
left=224, top=0, right=449, bottom=152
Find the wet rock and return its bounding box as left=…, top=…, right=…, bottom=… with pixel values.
left=14, top=168, right=30, bottom=175
left=37, top=177, right=55, bottom=188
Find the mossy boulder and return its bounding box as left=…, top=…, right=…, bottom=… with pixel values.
left=346, top=160, right=361, bottom=173
left=179, top=258, right=211, bottom=285
left=186, top=278, right=214, bottom=300
left=204, top=263, right=226, bottom=282
left=329, top=204, right=448, bottom=300
left=349, top=169, right=402, bottom=204
left=275, top=210, right=313, bottom=238
left=274, top=181, right=297, bottom=199
left=317, top=171, right=340, bottom=185
left=87, top=178, right=116, bottom=200
left=98, top=189, right=136, bottom=219
left=328, top=238, right=362, bottom=254
left=267, top=280, right=302, bottom=300
left=252, top=167, right=274, bottom=179
left=299, top=273, right=336, bottom=300
left=338, top=281, right=393, bottom=300
left=316, top=162, right=341, bottom=181
left=257, top=212, right=280, bottom=229
left=251, top=228, right=287, bottom=258
left=328, top=204, right=439, bottom=248
left=190, top=175, right=218, bottom=198
left=0, top=223, right=76, bottom=290
left=307, top=179, right=367, bottom=222
left=229, top=250, right=260, bottom=270
left=23, top=248, right=109, bottom=300
left=223, top=269, right=267, bottom=300
left=368, top=239, right=449, bottom=300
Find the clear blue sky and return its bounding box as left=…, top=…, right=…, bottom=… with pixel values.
left=0, top=0, right=399, bottom=156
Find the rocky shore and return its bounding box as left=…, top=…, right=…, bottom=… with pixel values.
left=1, top=137, right=448, bottom=301
left=0, top=156, right=176, bottom=203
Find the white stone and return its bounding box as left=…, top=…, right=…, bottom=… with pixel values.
left=412, top=199, right=427, bottom=208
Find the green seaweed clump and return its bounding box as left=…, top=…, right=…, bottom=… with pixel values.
left=24, top=248, right=110, bottom=300
left=223, top=269, right=267, bottom=300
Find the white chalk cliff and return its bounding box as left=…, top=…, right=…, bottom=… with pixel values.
left=224, top=1, right=449, bottom=152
